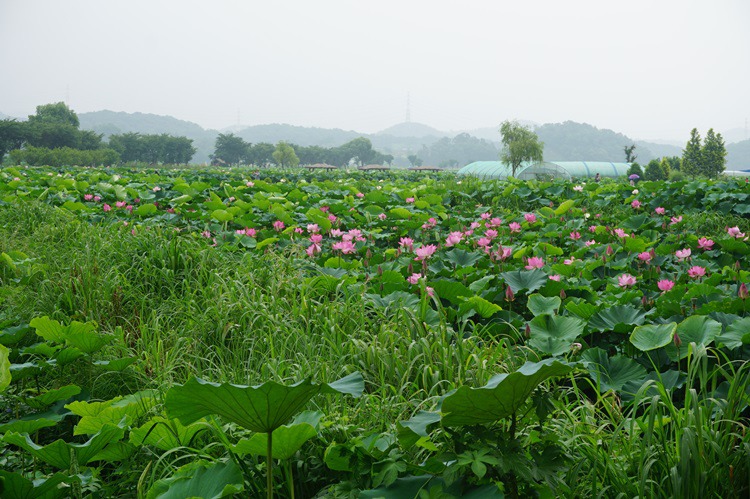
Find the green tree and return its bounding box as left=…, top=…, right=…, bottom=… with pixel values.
left=248, top=142, right=275, bottom=167
left=213, top=133, right=249, bottom=165
left=644, top=159, right=667, bottom=180
left=28, top=102, right=79, bottom=127
left=499, top=120, right=544, bottom=177
left=627, top=162, right=643, bottom=178
left=272, top=141, right=299, bottom=168
left=341, top=137, right=376, bottom=166
left=681, top=128, right=703, bottom=176
left=407, top=154, right=423, bottom=167
left=0, top=120, right=28, bottom=161
left=701, top=128, right=726, bottom=178
left=623, top=144, right=637, bottom=163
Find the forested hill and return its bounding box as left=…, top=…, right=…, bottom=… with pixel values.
left=727, top=139, right=750, bottom=171
left=73, top=110, right=692, bottom=166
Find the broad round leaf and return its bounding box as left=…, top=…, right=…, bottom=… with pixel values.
left=528, top=315, right=585, bottom=356
left=527, top=294, right=561, bottom=316
left=630, top=322, right=677, bottom=352
left=664, top=316, right=722, bottom=361
left=582, top=347, right=647, bottom=393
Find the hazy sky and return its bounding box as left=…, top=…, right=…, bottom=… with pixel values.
left=1, top=0, right=748, bottom=141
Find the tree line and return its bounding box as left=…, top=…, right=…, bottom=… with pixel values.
left=0, top=102, right=196, bottom=166
left=626, top=127, right=727, bottom=180
left=212, top=133, right=394, bottom=168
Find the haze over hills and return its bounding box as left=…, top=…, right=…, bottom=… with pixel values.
left=4, top=107, right=747, bottom=169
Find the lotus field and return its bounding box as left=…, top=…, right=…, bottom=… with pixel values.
left=1, top=166, right=749, bottom=498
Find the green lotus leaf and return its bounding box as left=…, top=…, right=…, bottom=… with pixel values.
left=528, top=315, right=585, bottom=356
left=440, top=358, right=576, bottom=426
left=146, top=460, right=243, bottom=499
left=582, top=347, right=647, bottom=393
left=717, top=317, right=750, bottom=350
left=458, top=296, right=503, bottom=319
left=0, top=470, right=72, bottom=499
left=0, top=344, right=9, bottom=393
left=500, top=269, right=549, bottom=294
left=630, top=323, right=677, bottom=352
left=165, top=373, right=363, bottom=433
left=664, top=316, right=722, bottom=361
left=527, top=294, right=561, bottom=316
left=129, top=417, right=208, bottom=451
left=26, top=385, right=81, bottom=410
left=588, top=305, right=649, bottom=333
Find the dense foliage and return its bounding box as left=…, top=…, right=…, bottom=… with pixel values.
left=1, top=166, right=749, bottom=498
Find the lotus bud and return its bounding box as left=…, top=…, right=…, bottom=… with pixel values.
left=570, top=342, right=582, bottom=354
left=377, top=265, right=383, bottom=276
left=505, top=285, right=515, bottom=302
left=407, top=262, right=413, bottom=275
left=525, top=323, right=531, bottom=338
left=655, top=265, right=661, bottom=274
left=735, top=261, right=742, bottom=272
left=366, top=248, right=372, bottom=260
left=739, top=282, right=749, bottom=300
left=606, top=245, right=614, bottom=256
left=673, top=332, right=682, bottom=349
left=560, top=289, right=566, bottom=300
left=642, top=295, right=648, bottom=307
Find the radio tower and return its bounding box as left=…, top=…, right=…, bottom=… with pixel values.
left=406, top=92, right=411, bottom=123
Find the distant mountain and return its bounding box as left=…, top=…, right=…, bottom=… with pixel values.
left=727, top=139, right=750, bottom=171
left=233, top=124, right=358, bottom=148
left=79, top=110, right=218, bottom=163
left=633, top=140, right=682, bottom=160
left=723, top=127, right=749, bottom=144
left=376, top=122, right=445, bottom=138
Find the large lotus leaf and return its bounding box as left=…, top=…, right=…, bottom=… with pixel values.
left=528, top=315, right=585, bottom=356
left=718, top=238, right=750, bottom=255
left=64, top=329, right=113, bottom=354
left=527, top=294, right=561, bottom=316
left=66, top=390, right=156, bottom=435
left=146, top=460, right=243, bottom=499
left=129, top=417, right=208, bottom=451
left=366, top=291, right=420, bottom=312
left=28, top=317, right=107, bottom=353
left=0, top=344, right=9, bottom=392
left=28, top=317, right=67, bottom=343
left=565, top=301, right=599, bottom=320
left=305, top=208, right=333, bottom=231
left=554, top=199, right=575, bottom=215
left=134, top=204, right=157, bottom=216
left=630, top=323, right=677, bottom=352
left=444, top=249, right=483, bottom=268
left=458, top=296, right=503, bottom=319
left=232, top=423, right=317, bottom=460
left=588, top=305, right=649, bottom=333
left=716, top=317, right=750, bottom=350
left=440, top=359, right=576, bottom=426
left=165, top=372, right=363, bottom=433
left=429, top=280, right=472, bottom=305
left=396, top=411, right=442, bottom=449
left=500, top=269, right=549, bottom=294
left=2, top=423, right=125, bottom=470
left=582, top=347, right=647, bottom=393
left=0, top=418, right=60, bottom=434
left=0, top=470, right=71, bottom=499
left=27, top=385, right=81, bottom=410
left=0, top=324, right=31, bottom=346
left=360, top=475, right=504, bottom=499
left=665, top=316, right=722, bottom=361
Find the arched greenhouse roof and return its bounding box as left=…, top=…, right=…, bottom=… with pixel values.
left=458, top=161, right=632, bottom=180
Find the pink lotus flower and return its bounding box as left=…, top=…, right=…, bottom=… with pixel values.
left=328, top=214, right=337, bottom=223
left=739, top=282, right=749, bottom=300
left=489, top=217, right=503, bottom=227
left=573, top=185, right=583, bottom=192
left=405, top=197, right=415, bottom=203
left=294, top=227, right=304, bottom=234
left=332, top=240, right=356, bottom=254
left=356, top=192, right=365, bottom=198
left=525, top=256, right=544, bottom=269
left=445, top=231, right=463, bottom=247
left=103, top=204, right=112, bottom=212
left=687, top=266, right=706, bottom=278
left=477, top=237, right=491, bottom=248
left=697, top=237, right=714, bottom=250
left=569, top=231, right=581, bottom=240
left=480, top=212, right=491, bottom=220
left=675, top=248, right=691, bottom=261
left=399, top=237, right=414, bottom=251
left=524, top=213, right=537, bottom=224
left=426, top=286, right=434, bottom=297
left=614, top=228, right=629, bottom=238
left=319, top=206, right=330, bottom=212
left=655, top=207, right=666, bottom=215
left=631, top=200, right=641, bottom=209
left=509, top=222, right=521, bottom=233
left=378, top=213, right=387, bottom=220
left=585, top=240, right=596, bottom=247
left=306, top=244, right=321, bottom=257
left=94, top=195, right=101, bottom=202
left=273, top=220, right=285, bottom=232
left=495, top=245, right=513, bottom=260
left=618, top=274, right=637, bottom=288
left=116, top=201, right=126, bottom=208
left=670, top=216, right=683, bottom=225
left=152, top=186, right=161, bottom=192
left=201, top=230, right=211, bottom=238
left=246, top=181, right=254, bottom=187
left=470, top=222, right=481, bottom=230
left=728, top=226, right=746, bottom=239
left=589, top=225, right=598, bottom=233
left=548, top=275, right=561, bottom=282
left=239, top=227, right=256, bottom=237
left=414, top=244, right=437, bottom=261
left=310, top=234, right=323, bottom=244
left=307, top=224, right=320, bottom=233
left=564, top=256, right=576, bottom=265
left=126, top=205, right=134, bottom=213
left=407, top=273, right=422, bottom=285
left=638, top=251, right=652, bottom=263
left=485, top=229, right=498, bottom=239
left=657, top=279, right=675, bottom=292
left=84, top=194, right=93, bottom=201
